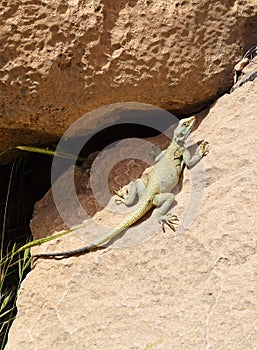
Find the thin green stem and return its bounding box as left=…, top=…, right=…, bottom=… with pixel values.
left=15, top=146, right=85, bottom=161
left=0, top=161, right=15, bottom=262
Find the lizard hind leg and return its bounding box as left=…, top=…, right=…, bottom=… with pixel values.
left=152, top=193, right=179, bottom=232
left=115, top=179, right=145, bottom=206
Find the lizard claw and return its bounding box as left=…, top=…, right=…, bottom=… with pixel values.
left=158, top=214, right=179, bottom=232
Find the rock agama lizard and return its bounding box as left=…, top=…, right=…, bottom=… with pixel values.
left=34, top=116, right=209, bottom=259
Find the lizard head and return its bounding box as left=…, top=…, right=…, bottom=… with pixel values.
left=173, top=116, right=196, bottom=145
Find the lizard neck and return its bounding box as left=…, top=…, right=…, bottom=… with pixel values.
left=167, top=139, right=184, bottom=152
left=171, top=138, right=185, bottom=148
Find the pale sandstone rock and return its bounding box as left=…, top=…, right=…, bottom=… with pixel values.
left=1, top=0, right=257, bottom=161
left=5, top=62, right=257, bottom=349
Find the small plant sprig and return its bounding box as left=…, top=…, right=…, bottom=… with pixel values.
left=0, top=144, right=86, bottom=347
left=0, top=247, right=32, bottom=349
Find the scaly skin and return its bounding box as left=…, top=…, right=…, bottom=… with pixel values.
left=33, top=116, right=209, bottom=259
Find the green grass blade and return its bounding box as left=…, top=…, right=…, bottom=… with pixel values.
left=15, top=146, right=85, bottom=161
left=15, top=221, right=89, bottom=255
left=18, top=257, right=22, bottom=280
left=0, top=294, right=13, bottom=313
left=0, top=162, right=15, bottom=261
left=0, top=307, right=14, bottom=319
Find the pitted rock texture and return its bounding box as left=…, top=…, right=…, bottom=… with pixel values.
left=4, top=68, right=257, bottom=349
left=1, top=0, right=257, bottom=161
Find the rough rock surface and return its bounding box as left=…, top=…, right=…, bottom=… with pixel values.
left=1, top=0, right=257, bottom=161
left=5, top=64, right=257, bottom=349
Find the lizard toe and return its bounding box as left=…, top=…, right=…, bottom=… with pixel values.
left=115, top=198, right=123, bottom=205
left=158, top=214, right=179, bottom=232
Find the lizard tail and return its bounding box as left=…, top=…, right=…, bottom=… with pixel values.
left=33, top=200, right=153, bottom=258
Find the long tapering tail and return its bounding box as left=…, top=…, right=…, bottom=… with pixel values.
left=33, top=199, right=153, bottom=259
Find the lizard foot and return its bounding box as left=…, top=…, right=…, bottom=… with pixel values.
left=114, top=185, right=130, bottom=205
left=198, top=141, right=209, bottom=157
left=158, top=214, right=179, bottom=232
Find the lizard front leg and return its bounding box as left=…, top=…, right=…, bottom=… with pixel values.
left=154, top=149, right=167, bottom=162
left=152, top=193, right=178, bottom=231
left=115, top=179, right=146, bottom=206
left=182, top=141, right=209, bottom=168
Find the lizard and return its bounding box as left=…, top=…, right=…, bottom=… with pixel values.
left=33, top=115, right=209, bottom=259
